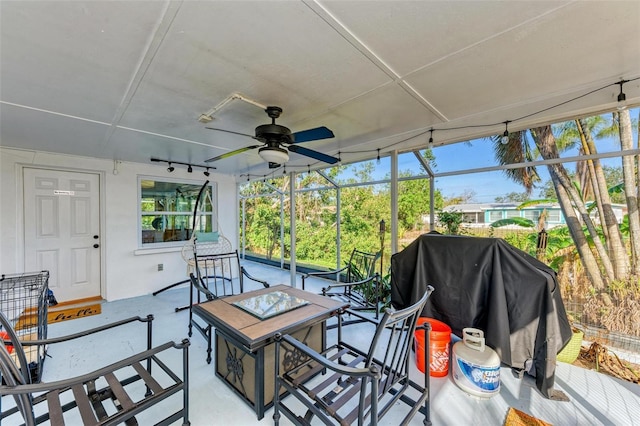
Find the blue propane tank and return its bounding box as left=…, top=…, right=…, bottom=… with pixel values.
left=452, top=328, right=501, bottom=398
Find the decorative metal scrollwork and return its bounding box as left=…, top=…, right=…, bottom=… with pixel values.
left=281, top=325, right=316, bottom=370
left=282, top=345, right=310, bottom=371
left=225, top=346, right=244, bottom=384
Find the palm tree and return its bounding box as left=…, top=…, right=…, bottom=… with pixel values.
left=530, top=125, right=610, bottom=288
left=618, top=108, right=640, bottom=275
left=574, top=117, right=628, bottom=279
left=493, top=124, right=608, bottom=289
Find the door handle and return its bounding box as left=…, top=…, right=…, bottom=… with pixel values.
left=93, top=244, right=100, bottom=248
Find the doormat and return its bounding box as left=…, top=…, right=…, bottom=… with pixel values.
left=504, top=408, right=551, bottom=426
left=14, top=296, right=102, bottom=330
left=48, top=300, right=102, bottom=324
left=15, top=296, right=103, bottom=329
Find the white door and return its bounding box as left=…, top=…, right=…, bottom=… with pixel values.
left=23, top=168, right=101, bottom=302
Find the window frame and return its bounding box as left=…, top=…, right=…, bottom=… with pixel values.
left=138, top=176, right=217, bottom=249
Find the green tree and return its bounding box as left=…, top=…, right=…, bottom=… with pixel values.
left=437, top=210, right=463, bottom=235
left=398, top=174, right=443, bottom=231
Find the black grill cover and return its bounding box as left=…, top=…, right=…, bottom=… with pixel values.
left=391, top=233, right=572, bottom=399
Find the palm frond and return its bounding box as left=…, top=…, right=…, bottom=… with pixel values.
left=491, top=132, right=540, bottom=193
left=490, top=217, right=536, bottom=228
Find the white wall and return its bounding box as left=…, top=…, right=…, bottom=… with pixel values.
left=0, top=147, right=238, bottom=301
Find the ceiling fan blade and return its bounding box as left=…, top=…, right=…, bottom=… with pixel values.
left=288, top=145, right=339, bottom=164
left=205, top=127, right=256, bottom=139
left=291, top=126, right=334, bottom=143
left=205, top=145, right=261, bottom=163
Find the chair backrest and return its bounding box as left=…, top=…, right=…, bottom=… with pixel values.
left=192, top=249, right=244, bottom=298
left=346, top=248, right=380, bottom=282
left=364, top=285, right=434, bottom=387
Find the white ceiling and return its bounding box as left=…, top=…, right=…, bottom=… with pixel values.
left=1, top=1, right=639, bottom=180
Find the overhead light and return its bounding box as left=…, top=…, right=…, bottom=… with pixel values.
left=428, top=129, right=434, bottom=149
left=203, top=168, right=210, bottom=177
left=258, top=146, right=289, bottom=164
left=501, top=121, right=510, bottom=145
left=151, top=157, right=214, bottom=174
left=617, top=79, right=627, bottom=110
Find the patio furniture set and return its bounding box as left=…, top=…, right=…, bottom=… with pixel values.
left=2, top=243, right=434, bottom=425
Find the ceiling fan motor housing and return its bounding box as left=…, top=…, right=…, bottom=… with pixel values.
left=255, top=123, right=292, bottom=143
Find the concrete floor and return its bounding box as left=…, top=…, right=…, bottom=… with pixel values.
left=3, top=261, right=640, bottom=425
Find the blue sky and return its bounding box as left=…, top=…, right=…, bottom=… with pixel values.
left=330, top=108, right=637, bottom=203
left=397, top=108, right=638, bottom=203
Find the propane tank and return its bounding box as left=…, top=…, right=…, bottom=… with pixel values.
left=452, top=328, right=501, bottom=398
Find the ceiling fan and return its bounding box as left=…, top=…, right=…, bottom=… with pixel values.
left=205, top=106, right=338, bottom=168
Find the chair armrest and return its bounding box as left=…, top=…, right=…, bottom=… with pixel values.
left=0, top=339, right=190, bottom=395
left=19, top=315, right=155, bottom=347
left=337, top=308, right=382, bottom=327
left=241, top=266, right=270, bottom=288
left=276, top=334, right=379, bottom=378
left=302, top=265, right=348, bottom=280
left=300, top=265, right=349, bottom=290
left=321, top=274, right=377, bottom=293
left=190, top=272, right=217, bottom=301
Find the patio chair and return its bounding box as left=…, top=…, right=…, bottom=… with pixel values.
left=301, top=248, right=382, bottom=322
left=273, top=285, right=434, bottom=426
left=152, top=232, right=234, bottom=311
left=0, top=311, right=190, bottom=426
left=188, top=250, right=270, bottom=363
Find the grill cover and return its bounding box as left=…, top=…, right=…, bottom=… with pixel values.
left=391, top=233, right=572, bottom=399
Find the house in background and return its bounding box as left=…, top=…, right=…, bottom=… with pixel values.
left=442, top=202, right=627, bottom=229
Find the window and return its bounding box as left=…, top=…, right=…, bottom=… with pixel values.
left=488, top=211, right=503, bottom=222
left=523, top=209, right=540, bottom=221
left=139, top=177, right=216, bottom=247
left=505, top=210, right=520, bottom=218
left=547, top=210, right=561, bottom=223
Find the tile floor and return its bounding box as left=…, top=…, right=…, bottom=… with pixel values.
left=3, top=261, right=640, bottom=425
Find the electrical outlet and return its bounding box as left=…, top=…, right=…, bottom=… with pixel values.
left=157, top=263, right=164, bottom=272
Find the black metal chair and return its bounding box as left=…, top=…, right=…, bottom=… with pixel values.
left=188, top=250, right=270, bottom=363
left=273, top=285, right=434, bottom=426
left=0, top=311, right=190, bottom=426
left=301, top=248, right=382, bottom=321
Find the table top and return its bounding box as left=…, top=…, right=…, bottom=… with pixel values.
left=193, top=285, right=348, bottom=351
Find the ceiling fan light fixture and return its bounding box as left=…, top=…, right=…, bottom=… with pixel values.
left=258, top=146, right=289, bottom=164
